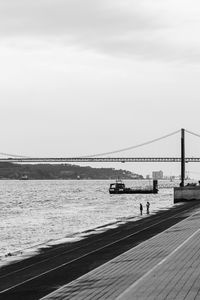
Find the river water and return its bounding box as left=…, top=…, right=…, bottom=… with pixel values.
left=0, top=179, right=179, bottom=266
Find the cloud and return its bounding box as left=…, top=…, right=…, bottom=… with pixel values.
left=0, top=0, right=200, bottom=62
left=0, top=0, right=160, bottom=35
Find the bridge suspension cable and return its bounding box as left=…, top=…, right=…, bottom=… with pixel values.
left=185, top=129, right=200, bottom=139
left=0, top=128, right=190, bottom=159
left=0, top=152, right=30, bottom=158
left=81, top=129, right=181, bottom=158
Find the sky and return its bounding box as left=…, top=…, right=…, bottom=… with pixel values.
left=1, top=0, right=200, bottom=178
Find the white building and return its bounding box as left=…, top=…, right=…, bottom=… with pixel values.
left=152, top=170, right=163, bottom=180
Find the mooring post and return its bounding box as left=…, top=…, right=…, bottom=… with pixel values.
left=180, top=128, right=185, bottom=187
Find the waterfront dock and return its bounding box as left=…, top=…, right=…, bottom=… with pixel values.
left=41, top=205, right=200, bottom=300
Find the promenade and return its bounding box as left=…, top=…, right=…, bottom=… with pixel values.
left=41, top=205, right=200, bottom=300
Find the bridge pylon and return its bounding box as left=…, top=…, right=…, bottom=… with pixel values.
left=180, top=128, right=185, bottom=187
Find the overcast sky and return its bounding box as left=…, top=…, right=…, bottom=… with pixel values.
left=1, top=0, right=200, bottom=177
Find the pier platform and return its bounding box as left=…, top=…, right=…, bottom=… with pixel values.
left=40, top=206, right=200, bottom=300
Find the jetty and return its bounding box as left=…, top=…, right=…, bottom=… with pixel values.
left=174, top=128, right=200, bottom=202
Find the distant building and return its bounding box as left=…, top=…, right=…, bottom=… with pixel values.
left=152, top=170, right=163, bottom=180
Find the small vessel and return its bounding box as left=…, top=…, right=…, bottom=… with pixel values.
left=109, top=179, right=158, bottom=194
left=20, top=174, right=29, bottom=180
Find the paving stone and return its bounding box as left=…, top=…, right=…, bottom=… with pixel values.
left=41, top=208, right=200, bottom=300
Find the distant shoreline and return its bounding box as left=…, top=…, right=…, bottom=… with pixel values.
left=0, top=161, right=143, bottom=180
left=0, top=178, right=146, bottom=180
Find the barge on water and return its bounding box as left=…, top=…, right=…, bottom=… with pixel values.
left=109, top=179, right=158, bottom=194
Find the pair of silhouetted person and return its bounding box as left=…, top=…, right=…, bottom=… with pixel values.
left=140, top=202, right=150, bottom=215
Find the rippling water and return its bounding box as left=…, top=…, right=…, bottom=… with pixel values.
left=0, top=179, right=178, bottom=266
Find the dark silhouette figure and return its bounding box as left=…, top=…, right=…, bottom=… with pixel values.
left=140, top=203, right=143, bottom=215
left=146, top=201, right=150, bottom=214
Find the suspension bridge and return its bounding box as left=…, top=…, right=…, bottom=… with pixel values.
left=1, top=128, right=200, bottom=186
left=0, top=128, right=199, bottom=164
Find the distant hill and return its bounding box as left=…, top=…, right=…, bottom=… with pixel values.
left=0, top=162, right=143, bottom=180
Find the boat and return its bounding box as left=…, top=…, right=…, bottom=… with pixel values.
left=20, top=174, right=29, bottom=180
left=109, top=179, right=158, bottom=194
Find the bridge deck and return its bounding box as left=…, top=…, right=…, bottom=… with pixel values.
left=40, top=206, right=200, bottom=300
left=1, top=157, right=200, bottom=163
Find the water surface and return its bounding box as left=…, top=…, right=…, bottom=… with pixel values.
left=0, top=179, right=177, bottom=266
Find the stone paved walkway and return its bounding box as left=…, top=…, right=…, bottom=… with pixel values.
left=41, top=207, right=200, bottom=300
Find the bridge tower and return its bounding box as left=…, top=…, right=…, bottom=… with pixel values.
left=180, top=128, right=185, bottom=187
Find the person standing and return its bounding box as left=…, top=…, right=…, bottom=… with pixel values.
left=140, top=203, right=143, bottom=215
left=146, top=201, right=150, bottom=214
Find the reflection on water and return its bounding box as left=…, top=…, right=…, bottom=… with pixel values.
left=0, top=179, right=178, bottom=265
